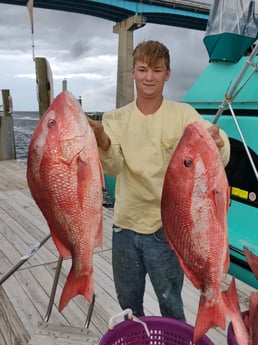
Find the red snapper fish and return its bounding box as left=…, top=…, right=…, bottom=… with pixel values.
left=161, top=121, right=230, bottom=343
left=27, top=91, right=104, bottom=311
left=248, top=291, right=258, bottom=345
left=244, top=247, right=258, bottom=345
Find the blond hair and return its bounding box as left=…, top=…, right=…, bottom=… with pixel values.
left=133, top=40, right=170, bottom=70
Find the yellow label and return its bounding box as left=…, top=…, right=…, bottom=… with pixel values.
left=231, top=187, right=248, bottom=200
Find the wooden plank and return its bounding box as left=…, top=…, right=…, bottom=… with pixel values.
left=29, top=262, right=86, bottom=327
left=0, top=161, right=27, bottom=191
left=0, top=160, right=255, bottom=345
left=0, top=192, right=57, bottom=266
left=0, top=208, right=55, bottom=269
left=0, top=286, right=30, bottom=345
left=3, top=274, right=42, bottom=336
left=31, top=260, right=103, bottom=336
left=28, top=322, right=99, bottom=345
left=16, top=267, right=66, bottom=325
left=0, top=225, right=30, bottom=270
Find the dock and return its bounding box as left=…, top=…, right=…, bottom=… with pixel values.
left=0, top=160, right=253, bottom=345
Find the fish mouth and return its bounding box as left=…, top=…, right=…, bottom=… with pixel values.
left=188, top=123, right=207, bottom=140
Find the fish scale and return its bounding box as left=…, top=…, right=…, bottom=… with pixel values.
left=161, top=121, right=231, bottom=343
left=27, top=91, right=104, bottom=312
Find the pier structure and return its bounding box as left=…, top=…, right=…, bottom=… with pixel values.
left=0, top=160, right=254, bottom=344
left=0, top=89, right=16, bottom=161
left=113, top=15, right=146, bottom=108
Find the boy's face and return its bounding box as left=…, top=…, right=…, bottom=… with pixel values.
left=131, top=58, right=170, bottom=99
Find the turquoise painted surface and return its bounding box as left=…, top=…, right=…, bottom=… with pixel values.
left=104, top=174, right=116, bottom=204
left=203, top=115, right=258, bottom=154
left=203, top=33, right=256, bottom=63
left=228, top=200, right=258, bottom=289
left=182, top=56, right=258, bottom=110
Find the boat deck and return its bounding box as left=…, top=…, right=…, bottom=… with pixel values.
left=0, top=160, right=253, bottom=345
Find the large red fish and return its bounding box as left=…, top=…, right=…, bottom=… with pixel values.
left=27, top=91, right=104, bottom=311
left=243, top=247, right=258, bottom=345
left=161, top=121, right=230, bottom=343
left=248, top=291, right=258, bottom=345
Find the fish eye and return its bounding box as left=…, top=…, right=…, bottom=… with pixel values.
left=48, top=119, right=56, bottom=128
left=184, top=157, right=193, bottom=167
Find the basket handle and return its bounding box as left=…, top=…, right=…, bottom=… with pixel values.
left=132, top=316, right=150, bottom=337
left=108, top=309, right=150, bottom=338
left=108, top=308, right=133, bottom=329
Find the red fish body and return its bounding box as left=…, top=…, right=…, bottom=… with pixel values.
left=248, top=291, right=258, bottom=345
left=161, top=122, right=230, bottom=343
left=27, top=91, right=104, bottom=311
left=244, top=247, right=258, bottom=345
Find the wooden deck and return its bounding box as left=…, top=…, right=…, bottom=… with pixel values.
left=0, top=160, right=253, bottom=345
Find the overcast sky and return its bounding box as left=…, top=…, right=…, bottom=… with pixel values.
left=0, top=1, right=213, bottom=112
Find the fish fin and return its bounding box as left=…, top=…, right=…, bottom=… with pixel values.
left=213, top=189, right=230, bottom=275
left=77, top=157, right=92, bottom=207
left=223, top=277, right=249, bottom=345
left=213, top=187, right=229, bottom=233
left=58, top=267, right=94, bottom=312
left=222, top=276, right=241, bottom=314
left=244, top=247, right=258, bottom=280
left=51, top=231, right=71, bottom=259
left=194, top=294, right=226, bottom=344
left=223, top=250, right=230, bottom=275
left=99, top=160, right=105, bottom=189
left=95, top=214, right=103, bottom=249
left=243, top=313, right=249, bottom=330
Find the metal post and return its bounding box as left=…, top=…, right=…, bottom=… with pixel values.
left=44, top=256, right=63, bottom=322
left=62, top=79, right=67, bottom=91
left=0, top=89, right=16, bottom=160
left=2, top=89, right=10, bottom=116
left=35, top=57, right=54, bottom=117
left=0, top=234, right=51, bottom=286
left=212, top=44, right=258, bottom=124
left=228, top=103, right=258, bottom=181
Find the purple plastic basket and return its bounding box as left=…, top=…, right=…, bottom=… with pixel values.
left=227, top=310, right=249, bottom=345
left=99, top=316, right=215, bottom=345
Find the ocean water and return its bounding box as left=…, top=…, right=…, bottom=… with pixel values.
left=13, top=111, right=39, bottom=163
left=13, top=111, right=113, bottom=207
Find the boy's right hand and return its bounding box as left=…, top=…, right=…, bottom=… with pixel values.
left=87, top=117, right=111, bottom=151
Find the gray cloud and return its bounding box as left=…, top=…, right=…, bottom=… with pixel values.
left=0, top=2, right=212, bottom=111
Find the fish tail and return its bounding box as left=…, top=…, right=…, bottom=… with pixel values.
left=194, top=294, right=226, bottom=344
left=222, top=277, right=249, bottom=345
left=58, top=268, right=94, bottom=312
left=222, top=276, right=240, bottom=314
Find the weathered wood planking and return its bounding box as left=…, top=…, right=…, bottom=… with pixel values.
left=28, top=322, right=100, bottom=345
left=0, top=160, right=254, bottom=345
left=0, top=287, right=30, bottom=345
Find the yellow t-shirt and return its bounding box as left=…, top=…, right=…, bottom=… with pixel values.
left=99, top=99, right=230, bottom=234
